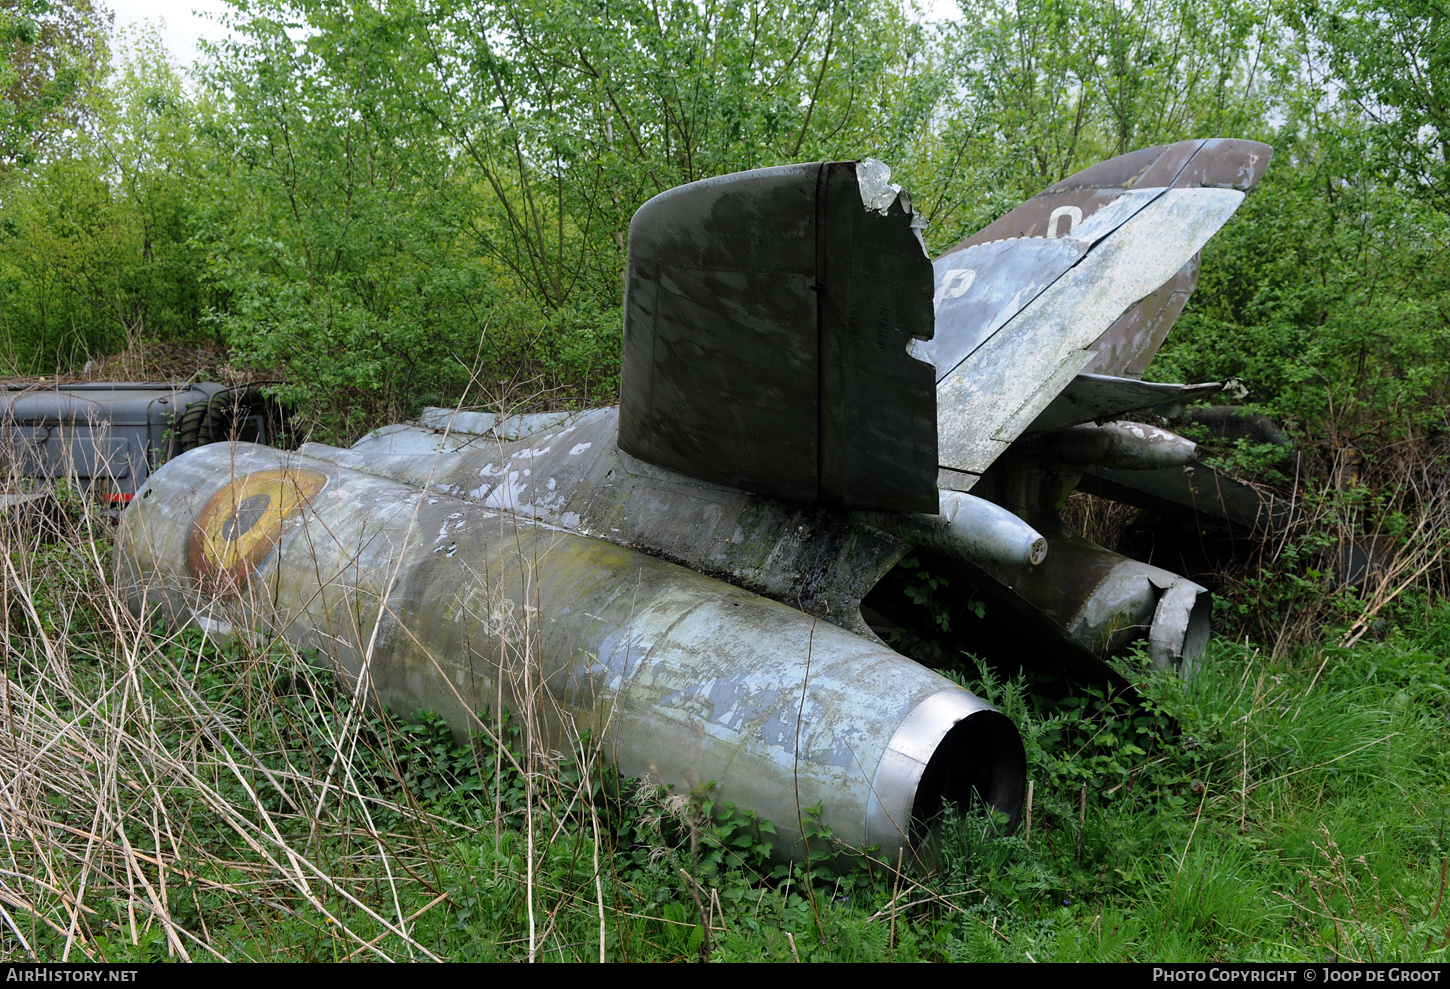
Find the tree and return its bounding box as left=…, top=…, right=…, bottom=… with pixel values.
left=1303, top=0, right=1450, bottom=213
left=0, top=26, right=214, bottom=373
left=0, top=0, right=110, bottom=167
left=195, top=2, right=502, bottom=433
left=911, top=0, right=1280, bottom=249
left=276, top=0, right=939, bottom=310
left=1152, top=6, right=1450, bottom=442
left=182, top=0, right=947, bottom=430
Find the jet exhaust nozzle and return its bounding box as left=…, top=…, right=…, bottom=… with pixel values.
left=981, top=532, right=1210, bottom=672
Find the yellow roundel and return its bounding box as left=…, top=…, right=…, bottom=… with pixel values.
left=187, top=467, right=328, bottom=598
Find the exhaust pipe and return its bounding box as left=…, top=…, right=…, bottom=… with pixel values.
left=979, top=531, right=1211, bottom=672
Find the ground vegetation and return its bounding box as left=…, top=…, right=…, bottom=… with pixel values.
left=2, top=0, right=1449, bottom=962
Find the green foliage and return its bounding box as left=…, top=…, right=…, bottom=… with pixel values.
left=336, top=0, right=936, bottom=307
left=123, top=0, right=954, bottom=436
left=900, top=555, right=954, bottom=630
left=911, top=629, right=1450, bottom=961
left=0, top=0, right=110, bottom=167
left=189, top=5, right=502, bottom=435
left=907, top=0, right=1280, bottom=251
left=881, top=554, right=987, bottom=667
left=1146, top=0, right=1450, bottom=461
left=1303, top=0, right=1450, bottom=213
left=0, top=26, right=214, bottom=373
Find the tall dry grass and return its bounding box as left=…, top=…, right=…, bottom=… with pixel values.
left=0, top=419, right=617, bottom=962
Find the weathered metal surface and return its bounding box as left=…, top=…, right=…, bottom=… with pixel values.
left=0, top=381, right=230, bottom=502
left=1029, top=421, right=1197, bottom=471
left=941, top=139, right=1269, bottom=250
left=347, top=412, right=583, bottom=458
left=892, top=142, right=1272, bottom=674
left=920, top=140, right=1271, bottom=493
left=1079, top=139, right=1271, bottom=378
left=346, top=422, right=465, bottom=456
left=857, top=489, right=1048, bottom=568
left=99, top=142, right=1298, bottom=887
left=957, top=434, right=1214, bottom=672
left=1025, top=373, right=1227, bottom=434
left=859, top=546, right=1135, bottom=690
left=1077, top=462, right=1291, bottom=535
left=412, top=409, right=577, bottom=443
left=116, top=442, right=1026, bottom=864
left=620, top=160, right=937, bottom=513
left=1065, top=407, right=1294, bottom=537
left=302, top=407, right=914, bottom=639
left=1081, top=253, right=1201, bottom=378
left=1178, top=406, right=1292, bottom=448
left=307, top=402, right=1241, bottom=678
left=914, top=192, right=1159, bottom=379
left=976, top=530, right=1211, bottom=671
left=924, top=139, right=1271, bottom=381
left=950, top=142, right=1189, bottom=249
left=935, top=186, right=1245, bottom=481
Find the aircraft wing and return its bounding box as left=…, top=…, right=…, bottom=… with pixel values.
left=924, top=139, right=1272, bottom=489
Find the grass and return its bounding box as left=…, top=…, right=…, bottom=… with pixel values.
left=2, top=473, right=1449, bottom=961
left=931, top=628, right=1450, bottom=962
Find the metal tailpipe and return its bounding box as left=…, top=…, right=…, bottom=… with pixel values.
left=115, top=443, right=1026, bottom=864
left=979, top=531, right=1211, bottom=672
left=857, top=489, right=1049, bottom=567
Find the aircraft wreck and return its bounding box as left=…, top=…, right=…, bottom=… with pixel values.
left=112, top=139, right=1273, bottom=865
left=0, top=380, right=286, bottom=506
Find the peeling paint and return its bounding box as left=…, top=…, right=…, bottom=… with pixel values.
left=117, top=443, right=1025, bottom=863
left=303, top=408, right=909, bottom=640
left=855, top=158, right=903, bottom=214
left=483, top=471, right=529, bottom=510
left=937, top=188, right=1243, bottom=477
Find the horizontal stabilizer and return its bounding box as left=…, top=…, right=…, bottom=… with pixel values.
left=1078, top=463, right=1291, bottom=533
left=936, top=186, right=1244, bottom=476
left=1026, top=373, right=1226, bottom=433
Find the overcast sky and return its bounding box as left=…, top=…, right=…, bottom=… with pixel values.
left=106, top=1, right=236, bottom=70
left=105, top=0, right=964, bottom=74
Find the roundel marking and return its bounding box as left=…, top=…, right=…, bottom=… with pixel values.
left=187, top=467, right=328, bottom=598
